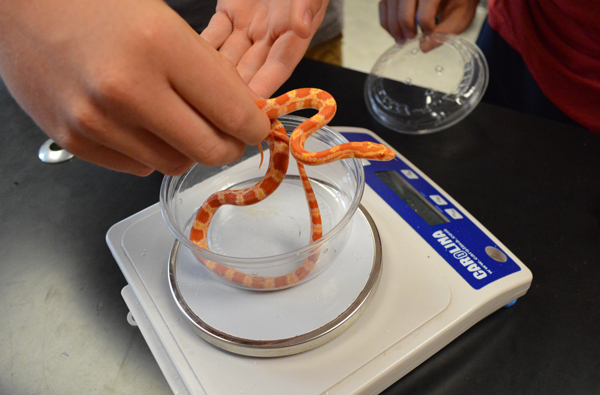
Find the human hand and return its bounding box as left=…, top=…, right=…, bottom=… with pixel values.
left=0, top=0, right=270, bottom=176
left=201, top=0, right=329, bottom=99
left=379, top=0, right=479, bottom=43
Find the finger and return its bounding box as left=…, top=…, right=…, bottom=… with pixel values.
left=79, top=147, right=155, bottom=176
left=82, top=125, right=195, bottom=175
left=199, top=32, right=265, bottom=101
left=432, top=3, right=478, bottom=35
left=218, top=29, right=254, bottom=67
left=396, top=0, right=419, bottom=41
left=384, top=0, right=404, bottom=41
left=137, top=87, right=249, bottom=167
left=416, top=0, right=442, bottom=34
left=63, top=103, right=196, bottom=174
left=165, top=35, right=270, bottom=147
left=379, top=0, right=391, bottom=34
left=380, top=0, right=417, bottom=42
left=247, top=33, right=309, bottom=99
left=56, top=132, right=154, bottom=176
left=201, top=12, right=233, bottom=49
left=235, top=40, right=271, bottom=85
left=290, top=0, right=326, bottom=39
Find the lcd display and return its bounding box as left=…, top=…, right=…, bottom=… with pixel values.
left=375, top=170, right=450, bottom=226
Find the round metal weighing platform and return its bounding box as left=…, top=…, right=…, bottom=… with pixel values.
left=168, top=205, right=382, bottom=357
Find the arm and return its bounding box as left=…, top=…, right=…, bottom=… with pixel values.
left=0, top=0, right=270, bottom=176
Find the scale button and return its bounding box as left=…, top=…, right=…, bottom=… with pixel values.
left=429, top=195, right=447, bottom=205
left=485, top=246, right=508, bottom=262
left=444, top=208, right=463, bottom=219
left=401, top=169, right=419, bottom=179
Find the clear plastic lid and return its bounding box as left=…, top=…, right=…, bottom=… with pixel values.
left=364, top=33, right=488, bottom=135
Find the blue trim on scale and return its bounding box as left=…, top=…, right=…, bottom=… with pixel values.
left=343, top=132, right=521, bottom=290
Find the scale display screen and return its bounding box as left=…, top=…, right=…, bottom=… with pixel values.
left=342, top=131, right=523, bottom=290
left=375, top=170, right=450, bottom=226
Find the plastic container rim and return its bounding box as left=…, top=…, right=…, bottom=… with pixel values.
left=364, top=33, right=489, bottom=135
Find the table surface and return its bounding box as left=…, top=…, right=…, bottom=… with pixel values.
left=2, top=59, right=599, bottom=395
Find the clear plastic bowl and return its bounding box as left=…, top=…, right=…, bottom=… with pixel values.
left=160, top=115, right=365, bottom=291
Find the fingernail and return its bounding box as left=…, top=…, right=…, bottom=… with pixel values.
left=303, top=10, right=313, bottom=28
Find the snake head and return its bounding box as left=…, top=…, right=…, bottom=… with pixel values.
left=361, top=142, right=395, bottom=162
left=378, top=146, right=396, bottom=161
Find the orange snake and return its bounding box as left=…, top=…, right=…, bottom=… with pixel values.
left=190, top=88, right=395, bottom=290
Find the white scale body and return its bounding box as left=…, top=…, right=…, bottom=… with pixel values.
left=107, top=127, right=532, bottom=395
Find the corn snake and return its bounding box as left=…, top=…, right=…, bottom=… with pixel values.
left=190, top=88, right=395, bottom=290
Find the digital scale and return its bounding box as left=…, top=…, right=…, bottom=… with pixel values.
left=107, top=127, right=532, bottom=395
